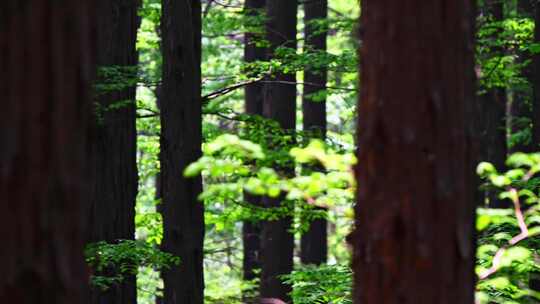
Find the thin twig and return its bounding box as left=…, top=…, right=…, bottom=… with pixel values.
left=479, top=188, right=529, bottom=280
left=202, top=78, right=261, bottom=102
left=260, top=79, right=356, bottom=92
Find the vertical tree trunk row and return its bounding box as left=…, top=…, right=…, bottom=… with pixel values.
left=300, top=0, right=328, bottom=266
left=0, top=1, right=94, bottom=303
left=89, top=1, right=140, bottom=303
left=160, top=0, right=204, bottom=303
left=260, top=0, right=297, bottom=302
left=354, top=1, right=477, bottom=303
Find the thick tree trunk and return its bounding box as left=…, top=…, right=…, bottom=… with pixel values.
left=300, top=0, right=328, bottom=266
left=0, top=1, right=94, bottom=303
left=260, top=0, right=297, bottom=302
left=160, top=1, right=204, bottom=304
left=353, top=1, right=477, bottom=303
left=88, top=1, right=140, bottom=303
left=243, top=0, right=265, bottom=288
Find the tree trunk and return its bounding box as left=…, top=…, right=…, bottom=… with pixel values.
left=243, top=0, right=265, bottom=289
left=300, top=0, right=328, bottom=266
left=510, top=0, right=534, bottom=154
left=242, top=217, right=261, bottom=282
left=481, top=0, right=508, bottom=208
left=529, top=0, right=540, bottom=294
left=88, top=1, right=140, bottom=303
left=245, top=0, right=266, bottom=117
left=260, top=0, right=297, bottom=302
left=353, top=1, right=477, bottom=303
left=532, top=3, right=540, bottom=150
left=0, top=1, right=94, bottom=303
left=160, top=1, right=204, bottom=304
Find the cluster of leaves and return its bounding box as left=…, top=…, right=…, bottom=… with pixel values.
left=476, top=5, right=534, bottom=90
left=94, top=66, right=140, bottom=95
left=184, top=135, right=355, bottom=233
left=476, top=5, right=535, bottom=149
left=475, top=153, right=540, bottom=303
left=85, top=240, right=179, bottom=291
left=283, top=265, right=352, bottom=304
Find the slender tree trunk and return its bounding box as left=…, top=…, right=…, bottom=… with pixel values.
left=533, top=3, right=540, bottom=150
left=353, top=1, right=477, bottom=303
left=510, top=0, right=534, bottom=153
left=245, top=0, right=266, bottom=118
left=479, top=0, right=508, bottom=208
left=155, top=172, right=164, bottom=304
left=0, top=1, right=94, bottom=303
left=529, top=0, right=540, bottom=293
left=242, top=211, right=261, bottom=281
left=88, top=1, right=140, bottom=303
left=300, top=0, right=328, bottom=266
left=160, top=1, right=204, bottom=303
left=260, top=0, right=297, bottom=302
left=154, top=21, right=165, bottom=304
left=243, top=0, right=265, bottom=290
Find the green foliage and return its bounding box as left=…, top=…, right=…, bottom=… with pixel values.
left=94, top=66, right=139, bottom=95
left=476, top=153, right=540, bottom=303
left=85, top=240, right=179, bottom=291
left=185, top=135, right=355, bottom=231
left=284, top=265, right=352, bottom=304
left=476, top=13, right=532, bottom=91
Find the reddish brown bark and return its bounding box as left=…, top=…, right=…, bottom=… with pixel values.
left=88, top=1, right=140, bottom=303
left=353, top=1, right=477, bottom=303
left=0, top=1, right=94, bottom=303
left=160, top=1, right=204, bottom=303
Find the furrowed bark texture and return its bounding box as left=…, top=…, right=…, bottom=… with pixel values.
left=301, top=0, right=328, bottom=266
left=0, top=1, right=94, bottom=303
left=160, top=1, right=204, bottom=303
left=354, top=1, right=477, bottom=303
left=243, top=0, right=266, bottom=287
left=260, top=0, right=297, bottom=302
left=88, top=1, right=140, bottom=303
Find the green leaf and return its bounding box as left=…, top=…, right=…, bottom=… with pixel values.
left=477, top=162, right=496, bottom=176
left=477, top=215, right=491, bottom=231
